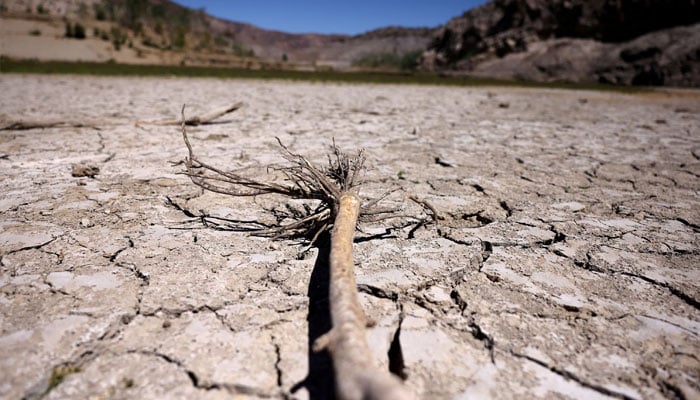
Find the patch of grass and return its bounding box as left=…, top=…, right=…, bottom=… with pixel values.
left=351, top=51, right=424, bottom=71
left=123, top=377, right=135, bottom=388
left=0, top=58, right=650, bottom=93
left=352, top=52, right=403, bottom=69
left=44, top=364, right=81, bottom=396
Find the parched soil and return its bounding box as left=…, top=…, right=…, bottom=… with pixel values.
left=0, top=75, right=698, bottom=400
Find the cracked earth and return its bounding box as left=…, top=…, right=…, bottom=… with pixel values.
left=0, top=75, right=699, bottom=399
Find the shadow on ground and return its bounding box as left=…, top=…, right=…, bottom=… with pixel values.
left=291, top=233, right=336, bottom=400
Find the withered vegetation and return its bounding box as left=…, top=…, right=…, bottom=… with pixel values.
left=179, top=104, right=419, bottom=399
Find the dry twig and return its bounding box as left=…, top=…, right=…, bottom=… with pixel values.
left=0, top=101, right=243, bottom=131
left=138, top=101, right=244, bottom=126
left=179, top=105, right=417, bottom=400
left=0, top=119, right=118, bottom=131
left=408, top=195, right=443, bottom=223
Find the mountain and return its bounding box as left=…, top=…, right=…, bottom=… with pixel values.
left=420, top=0, right=700, bottom=86
left=0, top=0, right=434, bottom=70
left=2, top=0, right=699, bottom=86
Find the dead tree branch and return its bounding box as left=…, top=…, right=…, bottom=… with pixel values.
left=138, top=101, right=244, bottom=126
left=178, top=106, right=417, bottom=399
left=0, top=102, right=243, bottom=131
left=0, top=119, right=119, bottom=130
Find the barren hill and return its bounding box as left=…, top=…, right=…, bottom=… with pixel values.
left=2, top=0, right=700, bottom=86
left=420, top=0, right=700, bottom=86
left=0, top=0, right=434, bottom=70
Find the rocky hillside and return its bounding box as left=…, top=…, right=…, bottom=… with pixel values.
left=420, top=0, right=700, bottom=86
left=3, top=0, right=699, bottom=85
left=0, top=0, right=434, bottom=70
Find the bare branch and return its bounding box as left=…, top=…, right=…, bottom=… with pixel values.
left=177, top=107, right=419, bottom=399
left=140, top=101, right=244, bottom=126
left=409, top=195, right=443, bottom=223
left=0, top=119, right=115, bottom=130
left=1, top=102, right=244, bottom=131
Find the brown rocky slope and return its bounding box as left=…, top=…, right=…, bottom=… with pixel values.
left=420, top=0, right=700, bottom=86
left=0, top=0, right=434, bottom=69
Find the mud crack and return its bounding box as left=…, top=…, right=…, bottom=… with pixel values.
left=128, top=350, right=273, bottom=397
left=675, top=217, right=700, bottom=233
left=108, top=238, right=134, bottom=262
left=23, top=350, right=98, bottom=400
left=271, top=335, right=291, bottom=399
left=618, top=271, right=700, bottom=311
left=1, top=235, right=59, bottom=268
left=468, top=316, right=495, bottom=363
left=512, top=352, right=638, bottom=400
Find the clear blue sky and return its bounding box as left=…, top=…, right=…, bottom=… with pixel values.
left=170, top=1, right=488, bottom=35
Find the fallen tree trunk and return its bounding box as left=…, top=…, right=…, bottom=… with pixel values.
left=315, top=192, right=416, bottom=400
left=178, top=105, right=418, bottom=399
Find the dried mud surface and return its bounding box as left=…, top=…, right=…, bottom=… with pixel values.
left=1, top=75, right=699, bottom=400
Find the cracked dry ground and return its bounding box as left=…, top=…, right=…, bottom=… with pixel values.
left=0, top=75, right=698, bottom=400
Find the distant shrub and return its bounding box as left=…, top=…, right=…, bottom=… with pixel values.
left=141, top=37, right=159, bottom=48
left=111, top=27, right=127, bottom=50
left=171, top=28, right=186, bottom=49
left=175, top=8, right=191, bottom=30
left=352, top=53, right=402, bottom=69
left=90, top=3, right=105, bottom=20
left=214, top=35, right=228, bottom=48
left=77, top=2, right=88, bottom=19
left=232, top=43, right=255, bottom=58
left=133, top=22, right=144, bottom=36
left=73, top=23, right=86, bottom=39
left=400, top=50, right=423, bottom=71
left=121, top=0, right=148, bottom=30
left=65, top=23, right=86, bottom=39
left=150, top=4, right=166, bottom=19
left=29, top=29, right=42, bottom=36
left=353, top=50, right=423, bottom=71
left=196, top=32, right=211, bottom=50
left=36, top=4, right=47, bottom=14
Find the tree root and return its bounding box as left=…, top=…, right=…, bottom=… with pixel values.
left=178, top=105, right=418, bottom=399
left=314, top=192, right=417, bottom=400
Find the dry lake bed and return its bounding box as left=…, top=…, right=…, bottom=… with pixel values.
left=0, top=74, right=699, bottom=399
